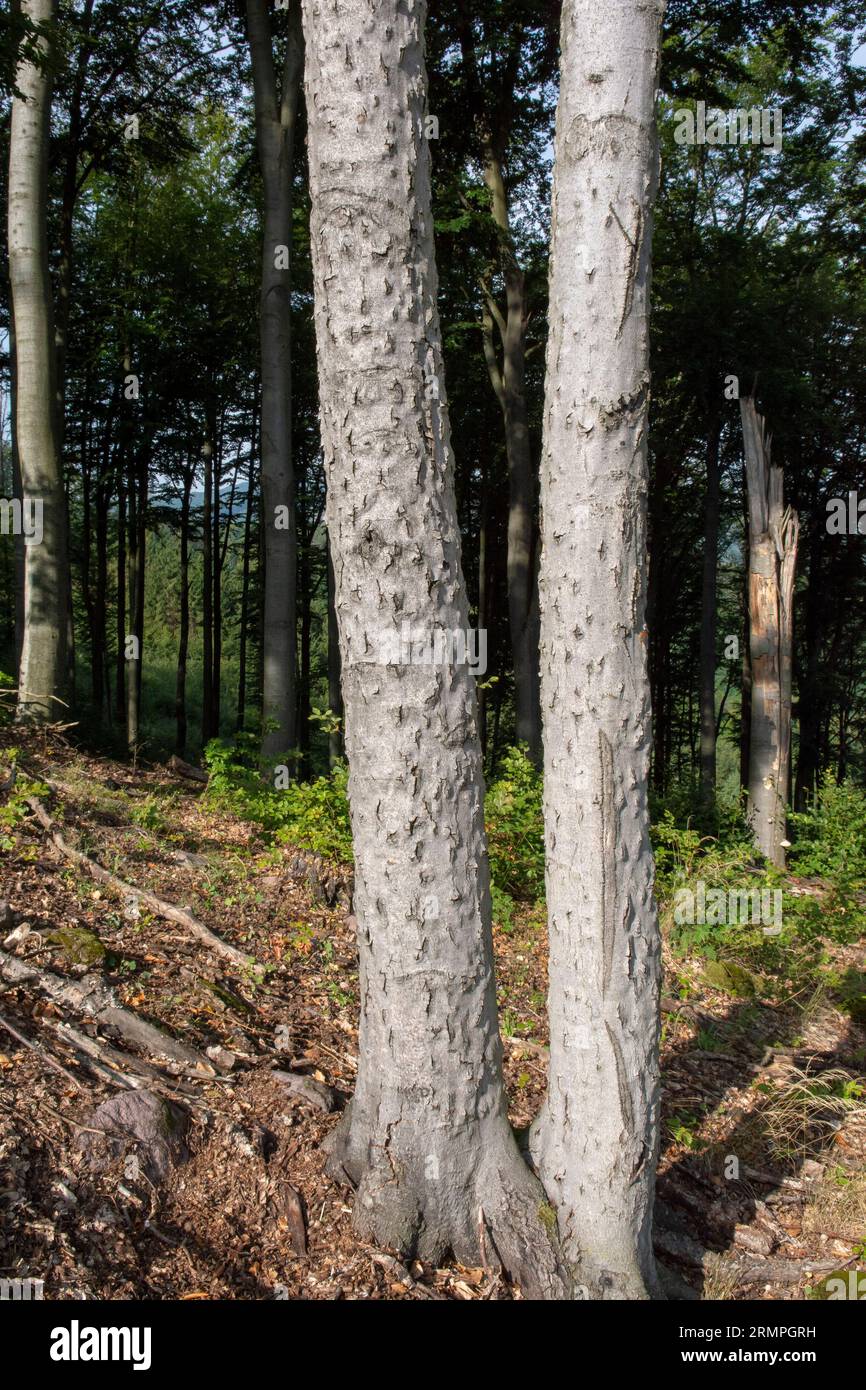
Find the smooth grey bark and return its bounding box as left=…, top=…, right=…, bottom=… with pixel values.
left=302, top=0, right=566, bottom=1298
left=247, top=0, right=302, bottom=768
left=530, top=0, right=666, bottom=1300
left=8, top=0, right=69, bottom=724
left=741, top=399, right=799, bottom=868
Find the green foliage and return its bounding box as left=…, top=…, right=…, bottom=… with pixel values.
left=790, top=775, right=866, bottom=900
left=130, top=792, right=176, bottom=835
left=272, top=766, right=353, bottom=864
left=0, top=757, right=50, bottom=851
left=203, top=736, right=353, bottom=865
left=485, top=747, right=545, bottom=904
left=0, top=671, right=16, bottom=725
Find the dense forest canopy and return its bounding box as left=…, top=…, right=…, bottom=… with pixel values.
left=1, top=0, right=862, bottom=796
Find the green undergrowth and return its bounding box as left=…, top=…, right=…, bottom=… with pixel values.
left=198, top=735, right=866, bottom=1014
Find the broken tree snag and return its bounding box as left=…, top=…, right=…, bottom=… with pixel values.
left=0, top=946, right=213, bottom=1071
left=25, top=796, right=254, bottom=969
left=166, top=754, right=209, bottom=784
left=530, top=0, right=666, bottom=1299
left=740, top=399, right=800, bottom=868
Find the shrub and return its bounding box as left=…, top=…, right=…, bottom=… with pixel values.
left=203, top=736, right=353, bottom=864
left=485, top=746, right=545, bottom=903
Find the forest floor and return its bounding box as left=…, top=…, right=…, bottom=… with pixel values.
left=0, top=730, right=864, bottom=1301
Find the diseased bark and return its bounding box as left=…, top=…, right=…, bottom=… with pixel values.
left=531, top=0, right=666, bottom=1300
left=247, top=0, right=302, bottom=768
left=8, top=0, right=69, bottom=723
left=740, top=399, right=799, bottom=867
left=302, top=0, right=566, bottom=1298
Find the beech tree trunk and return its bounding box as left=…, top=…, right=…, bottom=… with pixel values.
left=741, top=398, right=799, bottom=868
left=530, top=0, right=666, bottom=1300
left=8, top=0, right=69, bottom=723
left=247, top=0, right=302, bottom=768
left=302, top=0, right=566, bottom=1298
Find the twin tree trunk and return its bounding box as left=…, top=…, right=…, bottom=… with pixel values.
left=304, top=0, right=665, bottom=1299
left=8, top=0, right=69, bottom=723
left=247, top=0, right=303, bottom=767
left=741, top=399, right=799, bottom=868
left=530, top=0, right=666, bottom=1298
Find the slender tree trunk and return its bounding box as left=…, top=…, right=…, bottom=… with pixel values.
left=9, top=313, right=26, bottom=675
left=478, top=165, right=541, bottom=761
left=8, top=0, right=69, bottom=723
left=91, top=392, right=114, bottom=711
left=699, top=414, right=722, bottom=805
left=795, top=531, right=822, bottom=809
left=176, top=463, right=193, bottom=757
left=740, top=398, right=799, bottom=868
left=201, top=430, right=214, bottom=747
left=302, top=0, right=566, bottom=1298
left=237, top=424, right=257, bottom=732
left=530, top=0, right=666, bottom=1300
left=124, top=439, right=147, bottom=757
left=477, top=464, right=489, bottom=757
left=115, top=478, right=126, bottom=725
left=247, top=0, right=302, bottom=767
left=211, top=418, right=223, bottom=737
left=297, top=539, right=311, bottom=776
left=326, top=533, right=342, bottom=767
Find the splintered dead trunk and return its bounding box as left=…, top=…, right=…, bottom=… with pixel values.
left=302, top=0, right=566, bottom=1298
left=741, top=398, right=799, bottom=868
left=247, top=0, right=302, bottom=768
left=8, top=0, right=69, bottom=723
left=531, top=0, right=666, bottom=1299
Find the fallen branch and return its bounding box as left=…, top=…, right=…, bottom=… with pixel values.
left=0, top=1009, right=83, bottom=1090
left=25, top=796, right=253, bottom=970
left=49, top=1020, right=203, bottom=1099
left=0, top=946, right=213, bottom=1072
left=166, top=755, right=209, bottom=784
left=735, top=1258, right=840, bottom=1286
